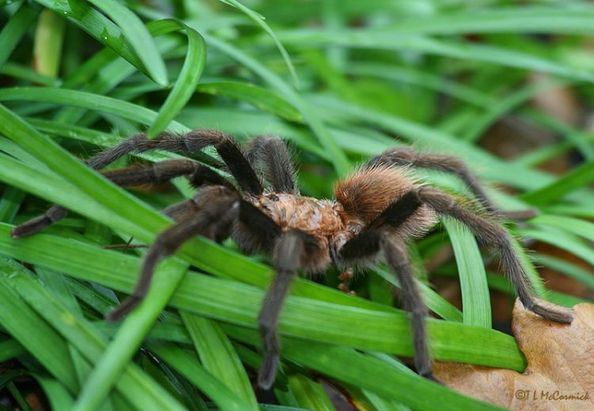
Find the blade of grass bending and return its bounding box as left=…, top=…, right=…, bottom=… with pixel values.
left=0, top=226, right=527, bottom=371
left=86, top=0, right=167, bottom=86
left=0, top=3, right=38, bottom=69
left=0, top=88, right=185, bottom=133
left=0, top=259, right=187, bottom=411
left=533, top=254, right=594, bottom=291
left=74, top=259, right=189, bottom=411
left=0, top=265, right=78, bottom=392
left=32, top=0, right=148, bottom=80
left=443, top=219, right=491, bottom=328
left=347, top=63, right=494, bottom=108
left=197, top=81, right=301, bottom=122
left=521, top=160, right=594, bottom=205
left=377, top=6, right=594, bottom=36
left=373, top=266, right=463, bottom=322
left=0, top=339, right=25, bottom=362
left=531, top=214, right=594, bottom=242
left=33, top=376, right=74, bottom=411
left=148, top=22, right=205, bottom=137
left=201, top=33, right=350, bottom=177
left=217, top=0, right=299, bottom=88
left=0, top=87, right=221, bottom=172
left=223, top=325, right=504, bottom=411
left=275, top=30, right=594, bottom=82
left=150, top=344, right=249, bottom=411
left=180, top=313, right=259, bottom=410
left=521, top=228, right=594, bottom=266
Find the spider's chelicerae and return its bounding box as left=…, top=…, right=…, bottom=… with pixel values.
left=12, top=130, right=573, bottom=388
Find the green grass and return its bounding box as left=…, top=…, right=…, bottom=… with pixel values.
left=0, top=0, right=593, bottom=410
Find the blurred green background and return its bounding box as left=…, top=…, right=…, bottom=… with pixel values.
left=0, top=0, right=593, bottom=410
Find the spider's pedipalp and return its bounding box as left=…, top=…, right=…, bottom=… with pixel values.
left=246, top=136, right=299, bottom=194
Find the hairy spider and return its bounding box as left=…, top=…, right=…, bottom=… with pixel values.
left=12, top=130, right=573, bottom=389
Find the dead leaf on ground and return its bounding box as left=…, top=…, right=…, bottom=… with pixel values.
left=434, top=301, right=594, bottom=410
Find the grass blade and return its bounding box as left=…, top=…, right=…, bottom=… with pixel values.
left=180, top=313, right=259, bottom=409
left=0, top=3, right=38, bottom=69
left=0, top=225, right=527, bottom=371
left=148, top=22, right=205, bottom=137
left=86, top=0, right=168, bottom=86
left=444, top=219, right=491, bottom=328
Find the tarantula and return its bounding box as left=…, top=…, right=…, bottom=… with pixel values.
left=11, top=130, right=573, bottom=389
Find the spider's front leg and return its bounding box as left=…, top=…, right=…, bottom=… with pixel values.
left=106, top=186, right=240, bottom=320
left=236, top=202, right=316, bottom=389
left=257, top=229, right=315, bottom=389
left=339, top=191, right=436, bottom=379
left=365, top=148, right=538, bottom=220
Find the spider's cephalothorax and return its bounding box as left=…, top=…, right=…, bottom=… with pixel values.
left=11, top=130, right=574, bottom=389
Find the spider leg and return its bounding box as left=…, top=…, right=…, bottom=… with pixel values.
left=245, top=136, right=298, bottom=194
left=11, top=160, right=233, bottom=238
left=417, top=186, right=573, bottom=323
left=382, top=235, right=434, bottom=378
left=101, top=159, right=233, bottom=190
left=364, top=147, right=536, bottom=218
left=87, top=130, right=262, bottom=194
left=341, top=235, right=435, bottom=378
left=106, top=187, right=240, bottom=320
left=12, top=130, right=259, bottom=238
left=257, top=229, right=315, bottom=389
left=339, top=191, right=435, bottom=379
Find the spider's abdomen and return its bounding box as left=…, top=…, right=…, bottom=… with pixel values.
left=235, top=193, right=347, bottom=273
left=254, top=193, right=345, bottom=236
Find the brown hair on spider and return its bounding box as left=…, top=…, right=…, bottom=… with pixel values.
left=11, top=130, right=574, bottom=390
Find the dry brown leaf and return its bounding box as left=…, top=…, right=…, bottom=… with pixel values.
left=434, top=301, right=594, bottom=411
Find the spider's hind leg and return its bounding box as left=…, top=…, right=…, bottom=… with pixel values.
left=106, top=186, right=240, bottom=320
